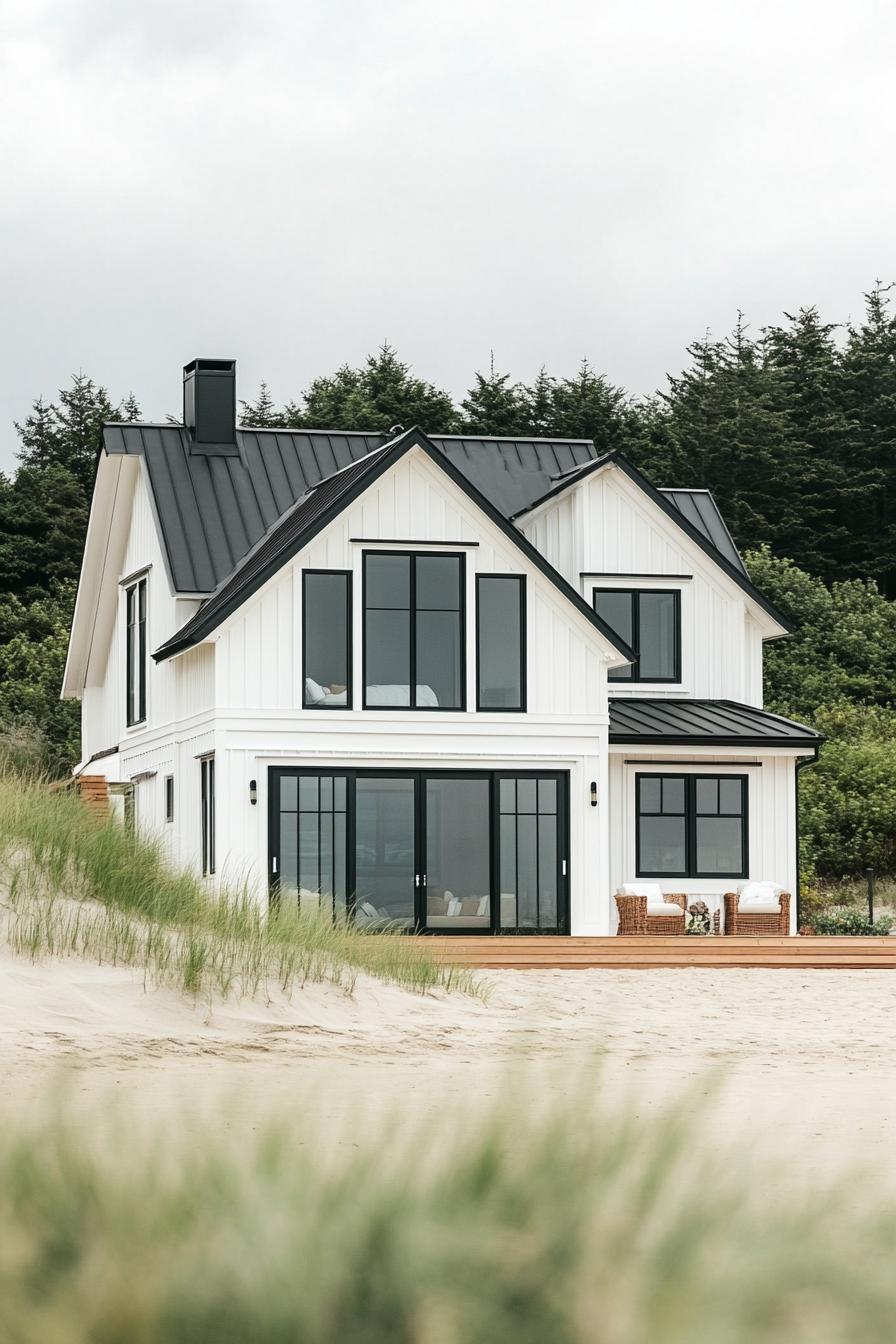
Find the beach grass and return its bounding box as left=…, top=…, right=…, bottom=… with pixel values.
left=0, top=770, right=477, bottom=999
left=0, top=1080, right=894, bottom=1343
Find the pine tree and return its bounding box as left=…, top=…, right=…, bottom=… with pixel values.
left=283, top=344, right=458, bottom=433
left=544, top=359, right=640, bottom=454
left=520, top=367, right=556, bottom=436
left=840, top=281, right=896, bottom=594
left=459, top=355, right=528, bottom=435
left=239, top=381, right=284, bottom=428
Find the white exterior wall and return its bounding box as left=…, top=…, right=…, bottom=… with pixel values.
left=519, top=467, right=769, bottom=706
left=201, top=449, right=615, bottom=929
left=608, top=749, right=802, bottom=933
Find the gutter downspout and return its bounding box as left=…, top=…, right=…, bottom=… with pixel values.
left=794, top=748, right=820, bottom=932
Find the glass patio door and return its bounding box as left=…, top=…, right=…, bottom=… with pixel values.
left=423, top=775, right=492, bottom=930
left=270, top=768, right=568, bottom=933
left=354, top=776, right=417, bottom=927
left=498, top=774, right=567, bottom=932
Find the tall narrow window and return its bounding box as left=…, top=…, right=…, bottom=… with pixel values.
left=164, top=775, right=174, bottom=823
left=363, top=553, right=464, bottom=709
left=593, top=588, right=680, bottom=682
left=201, top=756, right=215, bottom=876
left=303, top=571, right=352, bottom=708
left=476, top=575, right=526, bottom=710
left=636, top=774, right=747, bottom=878
left=125, top=577, right=147, bottom=725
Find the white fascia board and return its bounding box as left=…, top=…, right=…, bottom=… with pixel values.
left=61, top=454, right=129, bottom=699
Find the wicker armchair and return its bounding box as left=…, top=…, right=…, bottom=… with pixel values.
left=723, top=890, right=791, bottom=936
left=615, top=892, right=688, bottom=936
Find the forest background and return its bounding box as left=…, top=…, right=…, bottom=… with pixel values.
left=3, top=283, right=895, bottom=888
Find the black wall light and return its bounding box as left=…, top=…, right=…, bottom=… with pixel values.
left=590, top=781, right=597, bottom=807
left=249, top=779, right=257, bottom=806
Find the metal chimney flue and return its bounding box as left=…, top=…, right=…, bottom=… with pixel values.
left=183, top=359, right=238, bottom=454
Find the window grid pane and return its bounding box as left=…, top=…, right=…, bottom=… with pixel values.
left=364, top=553, right=464, bottom=710
left=637, top=774, right=747, bottom=879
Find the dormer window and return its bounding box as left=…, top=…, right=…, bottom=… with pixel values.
left=592, top=588, right=680, bottom=683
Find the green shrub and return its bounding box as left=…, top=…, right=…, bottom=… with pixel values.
left=806, top=906, right=894, bottom=936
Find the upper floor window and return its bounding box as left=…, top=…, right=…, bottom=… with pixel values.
left=593, top=588, right=680, bottom=682
left=476, top=575, right=526, bottom=711
left=363, top=552, right=464, bottom=709
left=303, top=571, right=352, bottom=708
left=636, top=773, right=747, bottom=878
left=125, top=576, right=147, bottom=726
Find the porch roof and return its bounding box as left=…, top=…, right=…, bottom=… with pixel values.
left=608, top=698, right=823, bottom=748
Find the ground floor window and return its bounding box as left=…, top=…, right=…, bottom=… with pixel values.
left=636, top=773, right=747, bottom=878
left=201, top=756, right=215, bottom=875
left=269, top=769, right=569, bottom=933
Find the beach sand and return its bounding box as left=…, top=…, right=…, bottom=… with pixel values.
left=2, top=941, right=895, bottom=1188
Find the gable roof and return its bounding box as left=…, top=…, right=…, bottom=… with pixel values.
left=153, top=427, right=637, bottom=664
left=102, top=423, right=599, bottom=595
left=102, top=425, right=747, bottom=598
left=608, top=698, right=822, bottom=748
left=511, top=450, right=789, bottom=632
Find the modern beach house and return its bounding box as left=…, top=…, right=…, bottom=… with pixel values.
left=62, top=359, right=822, bottom=935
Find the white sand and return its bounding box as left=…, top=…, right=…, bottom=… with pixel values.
left=2, top=943, right=894, bottom=1186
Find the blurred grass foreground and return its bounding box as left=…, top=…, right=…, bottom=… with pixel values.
left=1, top=1084, right=894, bottom=1344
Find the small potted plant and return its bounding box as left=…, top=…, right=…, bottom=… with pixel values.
left=686, top=900, right=712, bottom=935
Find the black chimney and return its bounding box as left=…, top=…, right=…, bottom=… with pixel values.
left=183, top=359, right=238, bottom=454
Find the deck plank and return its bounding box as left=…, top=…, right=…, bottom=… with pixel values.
left=426, top=935, right=896, bottom=969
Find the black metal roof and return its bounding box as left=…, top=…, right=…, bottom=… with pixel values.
left=102, top=424, right=749, bottom=596
left=659, top=489, right=746, bottom=576
left=154, top=427, right=638, bottom=664
left=608, top=699, right=822, bottom=747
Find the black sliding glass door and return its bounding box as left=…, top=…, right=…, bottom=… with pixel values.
left=269, top=769, right=568, bottom=933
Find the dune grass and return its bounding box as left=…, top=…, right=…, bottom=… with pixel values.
left=0, top=771, right=477, bottom=999
left=1, top=1080, right=894, bottom=1343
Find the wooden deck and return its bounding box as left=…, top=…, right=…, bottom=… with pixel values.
left=429, top=935, right=896, bottom=970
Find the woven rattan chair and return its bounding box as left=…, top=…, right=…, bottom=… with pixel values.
left=723, top=890, right=791, bottom=936
left=615, top=892, right=688, bottom=936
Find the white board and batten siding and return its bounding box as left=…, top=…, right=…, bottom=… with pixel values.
left=608, top=751, right=799, bottom=933
left=203, top=449, right=621, bottom=928
left=519, top=465, right=769, bottom=706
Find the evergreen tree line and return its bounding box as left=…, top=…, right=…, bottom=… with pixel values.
left=1, top=285, right=895, bottom=880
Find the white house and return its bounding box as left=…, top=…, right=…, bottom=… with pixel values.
left=62, top=359, right=822, bottom=935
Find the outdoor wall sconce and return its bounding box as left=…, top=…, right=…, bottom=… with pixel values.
left=590, top=781, right=597, bottom=807
left=249, top=779, right=257, bottom=806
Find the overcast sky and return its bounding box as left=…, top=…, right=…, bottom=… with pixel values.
left=1, top=0, right=894, bottom=468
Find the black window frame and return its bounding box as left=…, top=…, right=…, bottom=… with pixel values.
left=475, top=574, right=527, bottom=713
left=125, top=576, right=147, bottom=726
left=592, top=587, right=681, bottom=683
left=200, top=755, right=215, bottom=876
left=302, top=569, right=353, bottom=710
left=362, top=550, right=466, bottom=712
left=164, top=774, right=174, bottom=823
left=635, top=772, right=748, bottom=879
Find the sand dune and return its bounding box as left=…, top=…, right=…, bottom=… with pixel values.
left=2, top=942, right=894, bottom=1185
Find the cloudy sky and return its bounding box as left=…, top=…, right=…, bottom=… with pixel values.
left=1, top=0, right=894, bottom=467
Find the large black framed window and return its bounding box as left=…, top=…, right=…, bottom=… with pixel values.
left=303, top=570, right=352, bottom=709
left=125, top=577, right=147, bottom=726
left=200, top=756, right=215, bottom=876
left=636, top=774, right=747, bottom=878
left=363, top=552, right=465, bottom=709
left=476, top=575, right=526, bottom=711
left=593, top=588, right=680, bottom=682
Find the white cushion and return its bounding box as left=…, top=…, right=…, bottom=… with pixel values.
left=620, top=883, right=683, bottom=916
left=304, top=676, right=326, bottom=705
left=620, top=882, right=664, bottom=900
left=647, top=901, right=684, bottom=917
left=738, top=881, right=782, bottom=913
